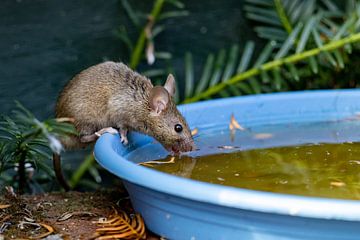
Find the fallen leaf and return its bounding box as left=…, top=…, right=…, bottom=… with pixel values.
left=30, top=223, right=54, bottom=239
left=92, top=210, right=146, bottom=240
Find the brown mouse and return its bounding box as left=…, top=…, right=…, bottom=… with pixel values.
left=54, top=61, right=195, bottom=190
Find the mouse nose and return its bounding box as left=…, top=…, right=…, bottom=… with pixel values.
left=184, top=141, right=196, bottom=152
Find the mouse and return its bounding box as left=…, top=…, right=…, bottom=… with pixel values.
left=53, top=61, right=195, bottom=190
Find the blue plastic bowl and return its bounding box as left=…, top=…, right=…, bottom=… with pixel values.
left=94, top=90, right=360, bottom=240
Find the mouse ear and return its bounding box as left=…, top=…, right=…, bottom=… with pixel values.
left=164, top=74, right=176, bottom=97
left=149, top=86, right=170, bottom=116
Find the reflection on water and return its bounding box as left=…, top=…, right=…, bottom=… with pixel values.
left=134, top=120, right=360, bottom=200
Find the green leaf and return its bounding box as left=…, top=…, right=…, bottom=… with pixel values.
left=246, top=12, right=282, bottom=26
left=121, top=0, right=140, bottom=28
left=320, top=0, right=340, bottom=12
left=249, top=78, right=261, bottom=93
left=115, top=26, right=133, bottom=52
left=312, top=29, right=337, bottom=67
left=299, top=0, right=316, bottom=22
left=236, top=82, right=253, bottom=95
left=195, top=54, right=215, bottom=94
left=159, top=10, right=189, bottom=20
left=275, top=22, right=303, bottom=59
left=255, top=40, right=276, bottom=67
left=32, top=158, right=54, bottom=178
left=89, top=166, right=102, bottom=183
left=237, top=41, right=255, bottom=73
left=209, top=49, right=226, bottom=86
left=260, top=69, right=270, bottom=83
left=228, top=85, right=242, bottom=96
left=245, top=0, right=273, bottom=7
left=219, top=89, right=231, bottom=98
left=152, top=25, right=166, bottom=38
left=184, top=52, right=194, bottom=98
left=286, top=63, right=300, bottom=81
left=154, top=51, right=172, bottom=59
left=141, top=69, right=167, bottom=78
left=308, top=56, right=318, bottom=73
left=296, top=16, right=317, bottom=53
left=272, top=68, right=282, bottom=90
left=254, top=27, right=288, bottom=41
left=333, top=50, right=344, bottom=68
left=222, top=44, right=239, bottom=82
left=244, top=5, right=278, bottom=19
left=165, top=0, right=185, bottom=9
left=333, top=16, right=355, bottom=40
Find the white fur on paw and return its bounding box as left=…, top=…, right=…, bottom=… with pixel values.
left=120, top=137, right=128, bottom=145
left=95, top=127, right=118, bottom=136
left=105, top=127, right=118, bottom=135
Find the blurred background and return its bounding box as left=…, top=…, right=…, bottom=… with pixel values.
left=1, top=0, right=360, bottom=192
left=0, top=0, right=251, bottom=118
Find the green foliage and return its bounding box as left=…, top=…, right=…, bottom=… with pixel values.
left=116, top=0, right=360, bottom=104
left=117, top=0, right=188, bottom=70
left=180, top=0, right=360, bottom=103
left=0, top=102, right=77, bottom=193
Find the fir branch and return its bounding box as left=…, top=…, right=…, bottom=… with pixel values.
left=274, top=0, right=292, bottom=33
left=183, top=32, right=360, bottom=103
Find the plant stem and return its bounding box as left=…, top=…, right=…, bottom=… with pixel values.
left=129, top=0, right=165, bottom=69
left=274, top=0, right=292, bottom=34
left=18, top=151, right=26, bottom=194
left=69, top=153, right=95, bottom=188
left=183, top=32, right=360, bottom=103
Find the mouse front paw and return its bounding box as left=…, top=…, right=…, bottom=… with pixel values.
left=120, top=128, right=128, bottom=145
left=95, top=127, right=118, bottom=137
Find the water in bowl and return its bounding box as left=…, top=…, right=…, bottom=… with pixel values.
left=129, top=120, right=360, bottom=200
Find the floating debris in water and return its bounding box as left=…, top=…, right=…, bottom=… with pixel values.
left=138, top=157, right=176, bottom=167
left=253, top=133, right=273, bottom=140
left=330, top=181, right=346, bottom=187
left=229, top=114, right=245, bottom=131
left=191, top=128, right=198, bottom=136
left=217, top=145, right=239, bottom=150
left=349, top=160, right=360, bottom=165
left=229, top=114, right=245, bottom=142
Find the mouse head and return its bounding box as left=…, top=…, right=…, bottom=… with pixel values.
left=147, top=74, right=195, bottom=154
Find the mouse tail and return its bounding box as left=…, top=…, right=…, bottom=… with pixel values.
left=53, top=153, right=71, bottom=191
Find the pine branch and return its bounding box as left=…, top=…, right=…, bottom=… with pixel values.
left=183, top=32, right=360, bottom=103
left=274, top=0, right=292, bottom=33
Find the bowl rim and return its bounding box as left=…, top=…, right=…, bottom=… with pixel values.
left=94, top=89, right=360, bottom=221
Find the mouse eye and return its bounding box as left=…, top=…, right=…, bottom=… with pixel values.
left=174, top=124, right=183, bottom=133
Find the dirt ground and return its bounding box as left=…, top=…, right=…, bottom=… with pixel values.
left=0, top=188, right=160, bottom=239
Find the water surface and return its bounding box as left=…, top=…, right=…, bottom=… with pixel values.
left=130, top=120, right=360, bottom=200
